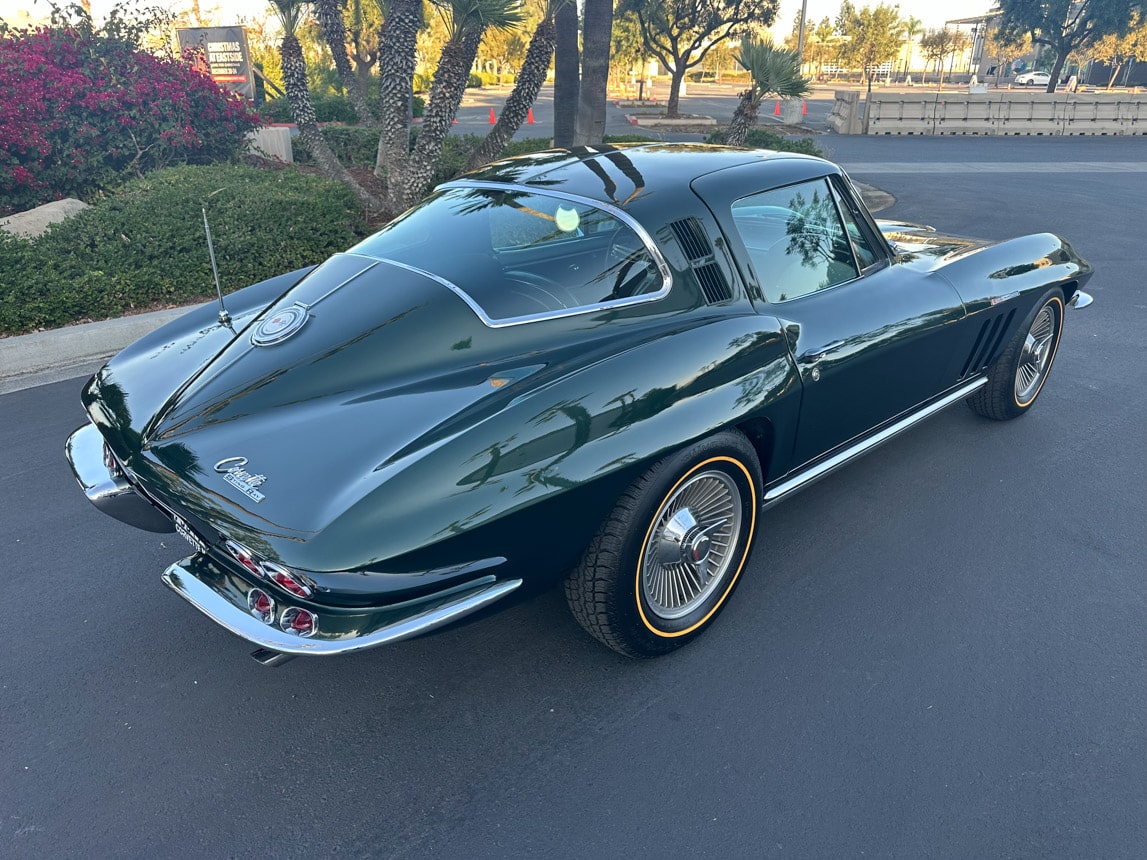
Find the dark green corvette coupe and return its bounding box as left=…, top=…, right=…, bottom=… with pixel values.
left=65, top=144, right=1093, bottom=665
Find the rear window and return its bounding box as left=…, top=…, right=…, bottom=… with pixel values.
left=351, top=186, right=668, bottom=323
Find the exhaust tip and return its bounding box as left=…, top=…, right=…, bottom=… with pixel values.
left=249, top=648, right=296, bottom=667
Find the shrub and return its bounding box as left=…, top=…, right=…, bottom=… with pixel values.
left=467, top=73, right=483, bottom=88
left=0, top=164, right=367, bottom=334
left=294, top=126, right=380, bottom=168
left=0, top=9, right=262, bottom=216
left=705, top=128, right=822, bottom=156
left=263, top=93, right=359, bottom=124
left=264, top=92, right=424, bottom=124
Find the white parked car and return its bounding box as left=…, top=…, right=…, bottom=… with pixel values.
left=1015, top=71, right=1051, bottom=87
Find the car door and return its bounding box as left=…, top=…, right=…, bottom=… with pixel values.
left=721, top=173, right=968, bottom=469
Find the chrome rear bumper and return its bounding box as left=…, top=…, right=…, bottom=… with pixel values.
left=1068, top=290, right=1093, bottom=309
left=65, top=424, right=174, bottom=532
left=162, top=554, right=522, bottom=662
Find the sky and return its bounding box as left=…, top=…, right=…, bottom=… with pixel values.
left=1, top=0, right=997, bottom=39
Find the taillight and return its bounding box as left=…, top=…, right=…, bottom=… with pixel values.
left=280, top=607, right=317, bottom=637
left=247, top=589, right=276, bottom=623
left=102, top=442, right=125, bottom=479
left=224, top=540, right=263, bottom=577
left=261, top=562, right=313, bottom=598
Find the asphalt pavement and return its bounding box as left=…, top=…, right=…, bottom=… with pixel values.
left=1, top=133, right=1145, bottom=858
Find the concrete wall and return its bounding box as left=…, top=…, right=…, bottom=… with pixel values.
left=829, top=91, right=1147, bottom=136
left=246, top=126, right=294, bottom=162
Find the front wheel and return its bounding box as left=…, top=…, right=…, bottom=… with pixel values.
left=967, top=288, right=1064, bottom=420
left=565, top=431, right=761, bottom=657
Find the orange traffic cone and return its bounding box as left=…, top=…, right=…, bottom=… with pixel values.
left=527, top=107, right=535, bottom=124
left=801, top=100, right=807, bottom=115
left=774, top=100, right=781, bottom=116
left=489, top=108, right=496, bottom=124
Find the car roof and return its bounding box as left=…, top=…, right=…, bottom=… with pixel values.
left=452, top=143, right=834, bottom=228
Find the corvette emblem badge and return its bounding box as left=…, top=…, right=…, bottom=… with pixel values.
left=214, top=456, right=267, bottom=503
left=252, top=304, right=307, bottom=346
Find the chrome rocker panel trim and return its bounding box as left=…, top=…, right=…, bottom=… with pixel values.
left=161, top=553, right=523, bottom=659
left=762, top=376, right=988, bottom=510
left=65, top=424, right=174, bottom=533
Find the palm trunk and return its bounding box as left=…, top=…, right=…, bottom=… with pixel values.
left=463, top=18, right=556, bottom=172
left=281, top=32, right=381, bottom=210
left=374, top=0, right=421, bottom=213
left=553, top=2, right=580, bottom=147
left=724, top=89, right=758, bottom=147
left=316, top=0, right=376, bottom=125
left=404, top=29, right=485, bottom=206
left=573, top=0, right=613, bottom=145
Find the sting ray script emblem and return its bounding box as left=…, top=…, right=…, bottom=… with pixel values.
left=214, top=457, right=267, bottom=503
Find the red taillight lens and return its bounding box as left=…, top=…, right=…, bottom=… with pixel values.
left=224, top=540, right=263, bottom=577
left=102, top=442, right=124, bottom=478
left=280, top=607, right=317, bottom=637
left=246, top=589, right=276, bottom=623
left=262, top=562, right=313, bottom=598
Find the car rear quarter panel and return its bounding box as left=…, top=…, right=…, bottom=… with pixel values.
left=296, top=311, right=800, bottom=578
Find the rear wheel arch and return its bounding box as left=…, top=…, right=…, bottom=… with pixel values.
left=736, top=417, right=777, bottom=482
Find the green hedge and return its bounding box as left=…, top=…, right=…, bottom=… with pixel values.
left=262, top=92, right=425, bottom=124
left=705, top=128, right=823, bottom=157
left=0, top=164, right=367, bottom=335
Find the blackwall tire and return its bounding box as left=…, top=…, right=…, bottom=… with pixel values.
left=564, top=430, right=762, bottom=658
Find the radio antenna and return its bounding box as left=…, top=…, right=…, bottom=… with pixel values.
left=202, top=207, right=233, bottom=330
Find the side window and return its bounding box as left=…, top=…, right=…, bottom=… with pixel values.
left=731, top=178, right=859, bottom=303
left=829, top=179, right=880, bottom=270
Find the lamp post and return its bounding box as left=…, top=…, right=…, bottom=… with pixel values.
left=797, top=0, right=808, bottom=67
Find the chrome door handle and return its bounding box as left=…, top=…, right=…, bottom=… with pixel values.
left=805, top=341, right=844, bottom=361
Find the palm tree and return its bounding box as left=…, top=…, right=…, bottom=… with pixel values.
left=270, top=0, right=380, bottom=208
left=463, top=0, right=568, bottom=172
left=724, top=42, right=811, bottom=147
left=901, top=15, right=922, bottom=81
left=373, top=0, right=422, bottom=214
left=315, top=0, right=377, bottom=124
left=403, top=0, right=523, bottom=206
left=573, top=0, right=614, bottom=144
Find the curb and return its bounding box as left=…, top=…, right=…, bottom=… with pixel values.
left=0, top=305, right=194, bottom=396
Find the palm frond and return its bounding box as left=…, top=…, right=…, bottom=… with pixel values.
left=735, top=41, right=812, bottom=102
left=268, top=0, right=305, bottom=35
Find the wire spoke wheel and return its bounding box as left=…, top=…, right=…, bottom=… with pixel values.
left=640, top=470, right=741, bottom=620
left=968, top=289, right=1065, bottom=422
left=565, top=431, right=760, bottom=658
left=1014, top=304, right=1058, bottom=405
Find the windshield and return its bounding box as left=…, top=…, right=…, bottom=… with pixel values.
left=350, top=185, right=667, bottom=324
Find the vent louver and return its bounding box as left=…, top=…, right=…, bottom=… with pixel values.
left=668, top=217, right=733, bottom=304
left=960, top=309, right=1016, bottom=378
left=694, top=263, right=732, bottom=304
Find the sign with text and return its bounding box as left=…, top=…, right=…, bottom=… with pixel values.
left=176, top=27, right=255, bottom=100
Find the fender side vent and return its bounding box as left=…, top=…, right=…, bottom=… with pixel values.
left=983, top=309, right=1016, bottom=367
left=670, top=218, right=712, bottom=262
left=960, top=309, right=1016, bottom=378
left=694, top=262, right=733, bottom=304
